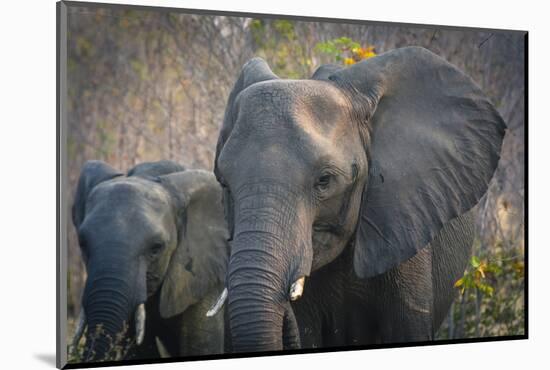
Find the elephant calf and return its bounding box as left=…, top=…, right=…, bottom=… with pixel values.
left=70, top=160, right=229, bottom=362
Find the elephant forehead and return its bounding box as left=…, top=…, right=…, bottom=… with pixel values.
left=89, top=178, right=171, bottom=212
left=237, top=79, right=351, bottom=134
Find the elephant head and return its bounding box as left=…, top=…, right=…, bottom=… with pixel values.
left=71, top=160, right=228, bottom=361
left=214, top=47, right=506, bottom=352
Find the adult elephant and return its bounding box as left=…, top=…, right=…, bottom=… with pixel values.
left=213, top=47, right=506, bottom=352
left=71, top=160, right=229, bottom=361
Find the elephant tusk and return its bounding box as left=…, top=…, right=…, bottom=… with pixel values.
left=206, top=288, right=228, bottom=317
left=155, top=336, right=172, bottom=358
left=135, top=304, right=146, bottom=345
left=289, top=277, right=305, bottom=301
left=71, top=309, right=87, bottom=350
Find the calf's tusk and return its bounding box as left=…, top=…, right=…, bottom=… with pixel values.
left=71, top=309, right=87, bottom=350
left=289, top=277, right=305, bottom=301
left=155, top=336, right=172, bottom=358
left=135, top=304, right=146, bottom=345
left=206, top=288, right=228, bottom=317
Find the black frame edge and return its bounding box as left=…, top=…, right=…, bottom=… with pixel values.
left=62, top=335, right=528, bottom=369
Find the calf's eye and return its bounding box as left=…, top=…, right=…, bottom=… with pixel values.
left=150, top=242, right=164, bottom=257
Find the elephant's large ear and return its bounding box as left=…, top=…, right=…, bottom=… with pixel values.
left=330, top=47, right=506, bottom=278
left=72, top=160, right=123, bottom=228
left=214, top=58, right=278, bottom=178
left=158, top=170, right=229, bottom=318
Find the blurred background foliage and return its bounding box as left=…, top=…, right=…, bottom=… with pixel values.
left=66, top=6, right=525, bottom=342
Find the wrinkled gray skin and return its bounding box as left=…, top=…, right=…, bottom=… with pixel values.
left=72, top=160, right=229, bottom=361
left=214, top=47, right=506, bottom=352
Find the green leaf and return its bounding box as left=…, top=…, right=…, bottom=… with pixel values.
left=454, top=277, right=464, bottom=288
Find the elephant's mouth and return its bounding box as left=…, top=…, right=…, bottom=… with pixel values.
left=313, top=222, right=346, bottom=237
left=311, top=222, right=348, bottom=270
left=313, top=222, right=334, bottom=233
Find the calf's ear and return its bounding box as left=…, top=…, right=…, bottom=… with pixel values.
left=158, top=170, right=229, bottom=318
left=72, top=160, right=123, bottom=228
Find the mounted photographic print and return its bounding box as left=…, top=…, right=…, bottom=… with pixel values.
left=56, top=1, right=527, bottom=368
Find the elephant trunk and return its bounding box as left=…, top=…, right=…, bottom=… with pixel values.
left=227, top=247, right=287, bottom=352
left=82, top=284, right=132, bottom=360
left=227, top=185, right=310, bottom=352
left=81, top=259, right=147, bottom=362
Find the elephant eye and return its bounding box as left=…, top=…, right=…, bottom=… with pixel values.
left=150, top=242, right=165, bottom=257
left=315, top=174, right=332, bottom=191
left=351, top=163, right=359, bottom=182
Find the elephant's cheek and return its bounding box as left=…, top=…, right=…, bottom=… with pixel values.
left=311, top=231, right=347, bottom=271
left=146, top=274, right=162, bottom=298
left=147, top=253, right=173, bottom=297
